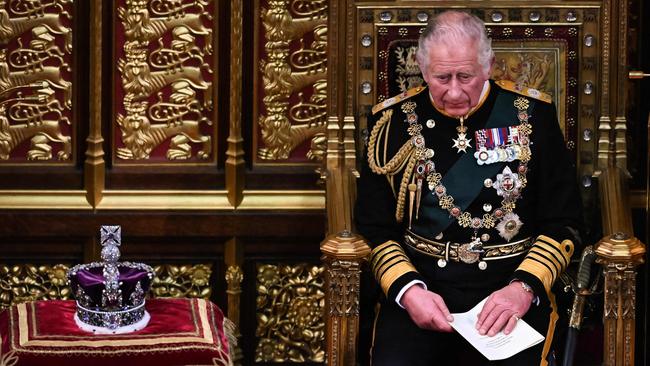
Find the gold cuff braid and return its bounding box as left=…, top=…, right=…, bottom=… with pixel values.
left=516, top=235, right=574, bottom=294
left=370, top=241, right=418, bottom=295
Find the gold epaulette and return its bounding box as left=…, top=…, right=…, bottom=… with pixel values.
left=371, top=86, right=427, bottom=115
left=495, top=80, right=552, bottom=104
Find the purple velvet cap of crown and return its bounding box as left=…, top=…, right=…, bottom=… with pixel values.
left=67, top=260, right=155, bottom=331
left=69, top=265, right=153, bottom=308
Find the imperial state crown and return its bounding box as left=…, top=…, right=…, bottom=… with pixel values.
left=67, top=225, right=155, bottom=334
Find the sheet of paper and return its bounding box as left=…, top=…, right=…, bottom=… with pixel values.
left=449, top=297, right=545, bottom=361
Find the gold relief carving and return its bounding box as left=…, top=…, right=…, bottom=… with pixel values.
left=225, top=262, right=244, bottom=365
left=0, top=264, right=71, bottom=309
left=2, top=32, right=71, bottom=106
left=255, top=264, right=325, bottom=362
left=321, top=232, right=369, bottom=365
left=307, top=130, right=326, bottom=161
left=597, top=230, right=645, bottom=366
left=148, top=30, right=211, bottom=76
left=0, top=0, right=73, bottom=161
left=118, top=0, right=212, bottom=49
left=258, top=0, right=328, bottom=161
left=150, top=264, right=212, bottom=299
left=116, top=89, right=212, bottom=160
left=621, top=269, right=636, bottom=319
left=0, top=83, right=71, bottom=160
left=118, top=42, right=211, bottom=101
left=225, top=264, right=243, bottom=293
left=622, top=270, right=635, bottom=365
left=602, top=267, right=617, bottom=366
left=0, top=0, right=72, bottom=52
left=149, top=0, right=211, bottom=17
left=116, top=0, right=213, bottom=161
left=603, top=266, right=619, bottom=320
left=329, top=316, right=338, bottom=366
left=327, top=260, right=360, bottom=316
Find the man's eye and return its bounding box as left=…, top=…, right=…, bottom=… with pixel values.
left=436, top=75, right=450, bottom=82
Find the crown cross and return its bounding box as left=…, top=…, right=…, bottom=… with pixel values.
left=101, top=225, right=121, bottom=247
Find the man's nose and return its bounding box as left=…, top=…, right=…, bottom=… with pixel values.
left=447, top=78, right=463, bottom=99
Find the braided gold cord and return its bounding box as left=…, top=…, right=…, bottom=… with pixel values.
left=367, top=110, right=414, bottom=175
left=395, top=150, right=418, bottom=222
left=367, top=109, right=418, bottom=222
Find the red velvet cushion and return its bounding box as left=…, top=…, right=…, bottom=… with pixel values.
left=0, top=298, right=231, bottom=366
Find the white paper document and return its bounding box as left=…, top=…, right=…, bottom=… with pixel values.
left=449, top=297, right=545, bottom=361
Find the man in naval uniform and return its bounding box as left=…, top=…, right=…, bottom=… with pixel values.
left=355, top=10, right=583, bottom=365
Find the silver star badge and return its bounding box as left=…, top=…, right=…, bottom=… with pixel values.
left=496, top=212, right=523, bottom=242
left=493, top=166, right=522, bottom=199
left=452, top=133, right=472, bottom=153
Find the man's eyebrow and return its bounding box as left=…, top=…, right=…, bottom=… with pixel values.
left=431, top=71, right=475, bottom=77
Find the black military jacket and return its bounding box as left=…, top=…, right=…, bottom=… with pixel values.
left=355, top=80, right=583, bottom=304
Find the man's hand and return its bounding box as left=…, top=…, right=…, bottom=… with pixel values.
left=476, top=281, right=534, bottom=336
left=401, top=285, right=453, bottom=332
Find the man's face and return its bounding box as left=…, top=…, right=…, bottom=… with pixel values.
left=420, top=38, right=490, bottom=117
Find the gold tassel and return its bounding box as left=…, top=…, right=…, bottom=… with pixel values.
left=408, top=180, right=417, bottom=229
left=415, top=177, right=422, bottom=220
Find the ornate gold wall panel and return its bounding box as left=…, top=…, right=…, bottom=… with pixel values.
left=0, top=264, right=71, bottom=309
left=354, top=5, right=601, bottom=185
left=113, top=0, right=216, bottom=163
left=255, top=0, right=328, bottom=163
left=150, top=263, right=213, bottom=299
left=255, top=263, right=325, bottom=363
left=0, top=0, right=73, bottom=163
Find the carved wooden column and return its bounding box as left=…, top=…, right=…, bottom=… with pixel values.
left=595, top=233, right=645, bottom=366
left=227, top=0, right=245, bottom=207
left=594, top=1, right=644, bottom=362
left=321, top=231, right=370, bottom=366
left=85, top=0, right=105, bottom=208
left=225, top=238, right=244, bottom=365
left=323, top=0, right=369, bottom=363
left=595, top=166, right=646, bottom=366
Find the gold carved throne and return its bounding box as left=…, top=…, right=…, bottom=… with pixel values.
left=321, top=2, right=646, bottom=366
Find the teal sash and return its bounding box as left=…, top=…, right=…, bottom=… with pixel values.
left=411, top=90, right=535, bottom=239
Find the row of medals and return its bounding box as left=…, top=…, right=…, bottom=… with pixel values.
left=400, top=96, right=533, bottom=270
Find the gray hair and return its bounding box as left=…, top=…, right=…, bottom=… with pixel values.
left=416, top=11, right=494, bottom=75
